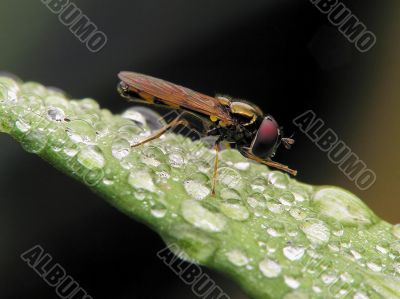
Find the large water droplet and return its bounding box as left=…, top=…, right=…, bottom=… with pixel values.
left=301, top=218, right=330, bottom=245
left=313, top=187, right=375, bottom=226
left=181, top=200, right=226, bottom=232
left=77, top=146, right=105, bottom=170
left=225, top=250, right=249, bottom=266
left=15, top=119, right=31, bottom=133
left=259, top=258, right=282, bottom=278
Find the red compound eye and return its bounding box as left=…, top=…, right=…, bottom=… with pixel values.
left=251, top=116, right=281, bottom=158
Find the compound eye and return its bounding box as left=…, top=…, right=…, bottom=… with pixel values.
left=251, top=116, right=280, bottom=158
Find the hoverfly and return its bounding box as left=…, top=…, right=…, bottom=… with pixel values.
left=117, top=71, right=296, bottom=195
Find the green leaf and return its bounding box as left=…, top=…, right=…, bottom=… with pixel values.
left=1, top=77, right=399, bottom=299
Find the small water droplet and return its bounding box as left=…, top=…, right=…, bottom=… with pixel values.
left=15, top=119, right=31, bottom=133
left=284, top=276, right=300, bottom=289
left=77, top=146, right=105, bottom=170
left=140, top=146, right=165, bottom=167
left=225, top=250, right=249, bottom=266
left=66, top=120, right=96, bottom=144
left=169, top=151, right=185, bottom=168
left=353, top=292, right=369, bottom=299
left=234, top=162, right=250, bottom=171
left=301, top=218, right=330, bottom=245
left=259, top=258, right=282, bottom=278
left=111, top=138, right=131, bottom=160
left=20, top=130, right=47, bottom=154
left=289, top=208, right=307, bottom=220
left=268, top=171, right=289, bottom=189
left=366, top=260, right=382, bottom=272
left=283, top=243, right=305, bottom=261
left=218, top=167, right=243, bottom=190
left=181, top=200, right=226, bottom=232
left=128, top=170, right=155, bottom=193
left=47, top=107, right=65, bottom=121
left=184, top=180, right=210, bottom=200
left=150, top=202, right=167, bottom=218
left=219, top=200, right=249, bottom=221
left=321, top=271, right=338, bottom=284
left=278, top=192, right=295, bottom=206
left=121, top=108, right=147, bottom=126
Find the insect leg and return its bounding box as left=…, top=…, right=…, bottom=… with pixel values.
left=211, top=142, right=221, bottom=196
left=132, top=116, right=188, bottom=148
left=242, top=150, right=297, bottom=176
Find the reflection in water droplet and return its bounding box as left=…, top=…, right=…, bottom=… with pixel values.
left=169, top=152, right=185, bottom=168
left=47, top=107, right=65, bottom=121
left=234, top=162, right=250, bottom=171
left=184, top=180, right=210, bottom=200
left=259, top=258, right=281, bottom=278
left=225, top=250, right=249, bottom=266
left=77, top=146, right=105, bottom=170
left=301, top=218, right=330, bottom=245
left=278, top=192, right=295, bottom=206
left=111, top=138, right=131, bottom=160
left=121, top=108, right=147, bottom=126
left=353, top=292, right=369, bottom=299
left=181, top=200, right=226, bottom=232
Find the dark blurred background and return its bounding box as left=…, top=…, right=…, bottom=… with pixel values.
left=0, top=0, right=399, bottom=298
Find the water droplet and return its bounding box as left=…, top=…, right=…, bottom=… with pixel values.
left=321, top=271, right=338, bottom=284
left=366, top=260, right=382, bottom=272
left=234, top=162, right=250, bottom=171
left=169, top=151, right=185, bottom=168
left=375, top=244, right=388, bottom=255
left=392, top=224, right=400, bottom=239
left=220, top=188, right=241, bottom=200
left=47, top=107, right=65, bottom=121
left=150, top=202, right=167, bottom=218
left=77, top=146, right=105, bottom=170
left=278, top=192, right=295, bottom=206
left=184, top=180, right=210, bottom=200
left=181, top=200, right=226, bottom=232
left=218, top=167, right=243, bottom=190
left=225, top=250, right=249, bottom=266
left=301, top=218, right=330, bottom=245
left=15, top=119, right=31, bottom=133
left=66, top=120, right=96, bottom=144
left=266, top=223, right=285, bottom=237
left=313, top=187, right=375, bottom=226
left=20, top=130, right=47, bottom=154
left=219, top=200, right=249, bottom=221
left=140, top=146, right=165, bottom=167
left=266, top=200, right=284, bottom=214
left=283, top=243, right=305, bottom=261
left=289, top=208, right=307, bottom=220
left=284, top=276, right=300, bottom=289
left=121, top=108, right=147, bottom=126
left=268, top=171, right=289, bottom=189
left=353, top=292, right=369, bottom=299
left=250, top=177, right=267, bottom=192
left=111, top=138, right=131, bottom=160
left=350, top=249, right=363, bottom=260
left=259, top=258, right=282, bottom=278
left=128, top=170, right=155, bottom=193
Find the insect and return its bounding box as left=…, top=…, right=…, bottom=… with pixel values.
left=117, top=71, right=296, bottom=195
